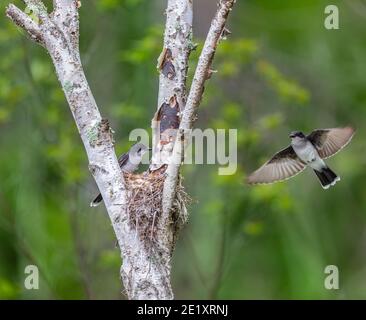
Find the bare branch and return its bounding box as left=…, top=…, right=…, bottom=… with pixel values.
left=51, top=0, right=79, bottom=51
left=53, top=0, right=76, bottom=10
left=7, top=2, right=128, bottom=266
left=6, top=0, right=171, bottom=300
left=184, top=0, right=235, bottom=129
left=163, top=0, right=236, bottom=215
left=147, top=0, right=194, bottom=300
left=6, top=4, right=44, bottom=45
left=151, top=0, right=193, bottom=169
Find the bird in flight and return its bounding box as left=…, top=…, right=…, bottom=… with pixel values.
left=247, top=127, right=355, bottom=189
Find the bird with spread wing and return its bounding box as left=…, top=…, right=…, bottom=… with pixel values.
left=247, top=127, right=355, bottom=189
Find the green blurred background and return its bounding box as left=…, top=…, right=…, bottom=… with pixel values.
left=0, top=0, right=365, bottom=299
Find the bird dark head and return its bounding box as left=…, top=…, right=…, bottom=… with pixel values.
left=130, top=143, right=150, bottom=157
left=289, top=131, right=305, bottom=139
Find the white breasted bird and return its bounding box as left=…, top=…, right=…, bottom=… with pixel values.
left=247, top=127, right=355, bottom=189
left=90, top=143, right=151, bottom=207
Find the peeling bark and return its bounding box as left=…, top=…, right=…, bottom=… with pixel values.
left=162, top=0, right=236, bottom=219
left=6, top=0, right=174, bottom=300
left=151, top=0, right=194, bottom=168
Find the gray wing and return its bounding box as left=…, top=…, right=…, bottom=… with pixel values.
left=307, top=127, right=355, bottom=159
left=247, top=146, right=307, bottom=185
left=118, top=152, right=129, bottom=168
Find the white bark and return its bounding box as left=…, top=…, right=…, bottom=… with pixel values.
left=162, top=0, right=236, bottom=216
left=152, top=0, right=193, bottom=168
left=6, top=0, right=236, bottom=300
left=150, top=1, right=194, bottom=283
left=6, top=0, right=172, bottom=300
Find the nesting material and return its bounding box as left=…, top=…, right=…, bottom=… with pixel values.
left=124, top=166, right=190, bottom=244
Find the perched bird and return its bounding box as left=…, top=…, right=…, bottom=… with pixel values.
left=247, top=127, right=355, bottom=189
left=90, top=143, right=151, bottom=207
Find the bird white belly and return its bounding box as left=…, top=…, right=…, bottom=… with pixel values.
left=293, top=142, right=325, bottom=170
left=295, top=143, right=315, bottom=162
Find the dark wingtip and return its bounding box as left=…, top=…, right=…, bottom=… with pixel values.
left=90, top=193, right=103, bottom=207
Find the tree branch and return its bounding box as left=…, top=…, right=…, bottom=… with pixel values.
left=6, top=4, right=44, bottom=45
left=162, top=0, right=236, bottom=216
left=6, top=1, right=173, bottom=300
left=152, top=0, right=193, bottom=168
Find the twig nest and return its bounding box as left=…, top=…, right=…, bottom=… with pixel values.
left=124, top=166, right=191, bottom=245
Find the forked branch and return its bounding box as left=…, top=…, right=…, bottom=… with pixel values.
left=162, top=0, right=236, bottom=216
left=6, top=0, right=170, bottom=300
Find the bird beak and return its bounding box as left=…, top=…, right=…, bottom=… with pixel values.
left=289, top=133, right=295, bottom=138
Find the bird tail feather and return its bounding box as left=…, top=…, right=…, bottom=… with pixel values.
left=313, top=167, right=340, bottom=189
left=90, top=193, right=103, bottom=207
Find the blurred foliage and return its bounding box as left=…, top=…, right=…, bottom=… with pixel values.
left=0, top=0, right=365, bottom=300
left=256, top=60, right=310, bottom=104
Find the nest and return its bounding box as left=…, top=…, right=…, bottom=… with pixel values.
left=124, top=166, right=191, bottom=245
